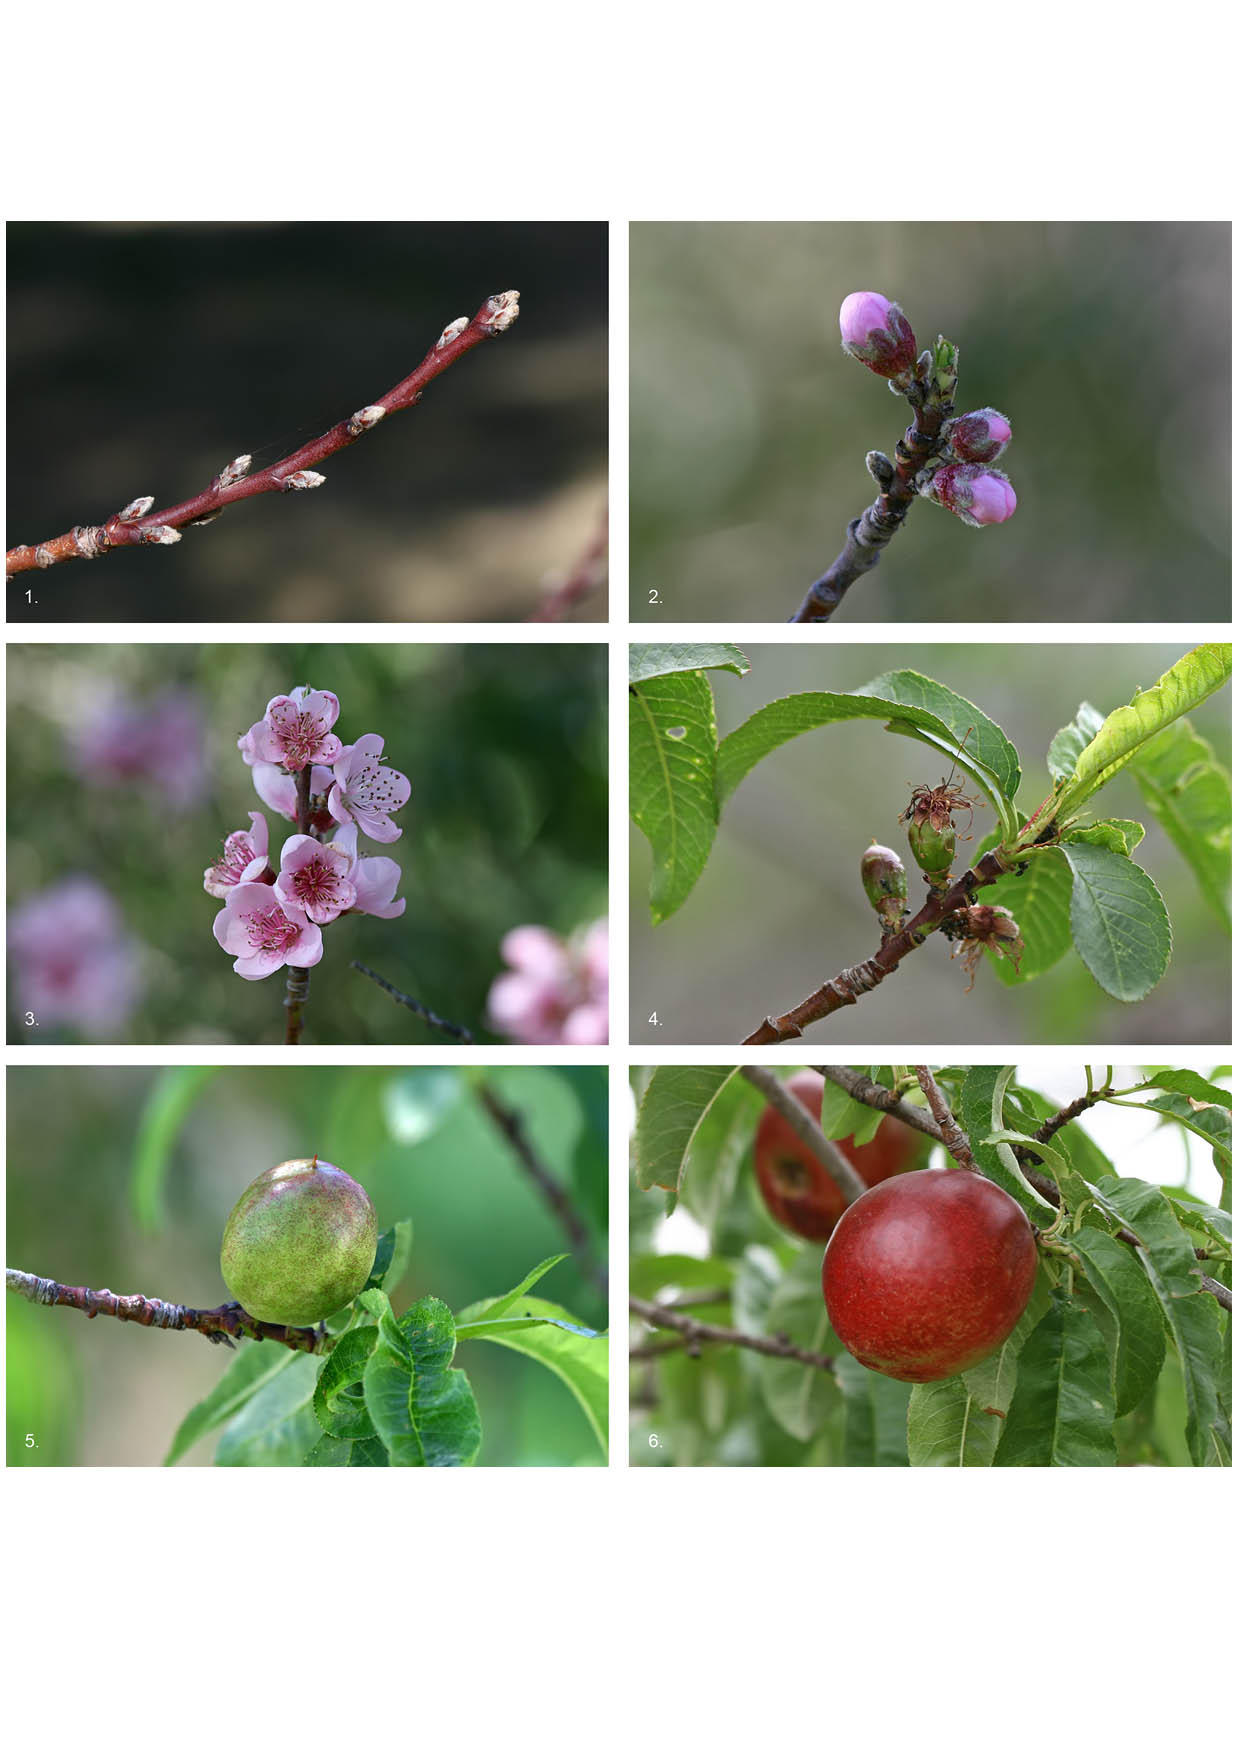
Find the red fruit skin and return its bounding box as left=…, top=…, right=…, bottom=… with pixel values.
left=753, top=1070, right=925, bottom=1242
left=821, top=1169, right=1038, bottom=1382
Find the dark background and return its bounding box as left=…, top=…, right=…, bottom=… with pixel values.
left=7, top=221, right=607, bottom=622
left=8, top=641, right=608, bottom=1044
left=630, top=221, right=1231, bottom=623
left=7, top=1064, right=607, bottom=1466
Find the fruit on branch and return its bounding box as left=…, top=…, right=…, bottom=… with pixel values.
left=906, top=804, right=957, bottom=880
left=838, top=292, right=918, bottom=383
left=921, top=462, right=1017, bottom=528
left=860, top=842, right=908, bottom=934
left=821, top=1169, right=1038, bottom=1382
left=942, top=407, right=1012, bottom=465
left=753, top=1070, right=926, bottom=1241
left=220, top=1158, right=377, bottom=1326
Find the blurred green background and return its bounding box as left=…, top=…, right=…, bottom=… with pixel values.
left=7, top=221, right=607, bottom=623
left=8, top=641, right=607, bottom=1044
left=630, top=221, right=1230, bottom=622
left=629, top=643, right=1231, bottom=1044
left=6, top=1063, right=608, bottom=1466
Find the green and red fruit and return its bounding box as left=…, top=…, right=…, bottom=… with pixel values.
left=220, top=1157, right=378, bottom=1327
left=753, top=1070, right=926, bottom=1242
left=821, top=1168, right=1038, bottom=1382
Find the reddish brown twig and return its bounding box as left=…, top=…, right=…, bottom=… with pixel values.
left=527, top=507, right=608, bottom=622
left=6, top=1267, right=328, bottom=1353
left=790, top=353, right=957, bottom=623
left=741, top=850, right=1008, bottom=1042
left=7, top=290, right=520, bottom=577
left=630, top=1296, right=836, bottom=1372
left=914, top=1065, right=980, bottom=1172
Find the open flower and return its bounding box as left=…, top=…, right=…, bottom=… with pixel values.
left=204, top=812, right=270, bottom=897
left=274, top=834, right=357, bottom=926
left=249, top=761, right=334, bottom=822
left=487, top=918, right=608, bottom=1044
left=332, top=823, right=405, bottom=918
left=239, top=686, right=343, bottom=772
left=9, top=876, right=145, bottom=1036
left=213, top=882, right=323, bottom=980
left=328, top=734, right=410, bottom=843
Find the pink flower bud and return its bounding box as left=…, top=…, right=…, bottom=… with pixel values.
left=838, top=291, right=917, bottom=381
left=942, top=407, right=1012, bottom=465
left=923, top=463, right=1017, bottom=529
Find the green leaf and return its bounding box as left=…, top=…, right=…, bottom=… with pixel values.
left=1061, top=842, right=1171, bottom=1001
left=628, top=1254, right=736, bottom=1299
left=1047, top=701, right=1104, bottom=781
left=1144, top=1091, right=1232, bottom=1178
left=744, top=1246, right=840, bottom=1443
left=1141, top=1070, right=1231, bottom=1111
left=714, top=681, right=1019, bottom=836
left=363, top=1296, right=482, bottom=1467
left=634, top=1065, right=737, bottom=1193
left=993, top=1293, right=1117, bottom=1465
left=361, top=1219, right=413, bottom=1299
left=1055, top=643, right=1231, bottom=819
left=630, top=670, right=720, bottom=923
left=835, top=1354, right=912, bottom=1466
left=1128, top=718, right=1231, bottom=928
left=629, top=643, right=750, bottom=684
left=1087, top=1175, right=1223, bottom=1465
left=454, top=1294, right=608, bottom=1457
left=213, top=1353, right=322, bottom=1466
left=1069, top=1227, right=1166, bottom=1415
left=131, top=1066, right=219, bottom=1233
left=961, top=1067, right=1058, bottom=1224
left=975, top=849, right=1074, bottom=985
left=164, top=1341, right=299, bottom=1466
left=313, top=1326, right=379, bottom=1438
left=1062, top=818, right=1146, bottom=856
left=675, top=1073, right=765, bottom=1252
left=906, top=1286, right=1047, bottom=1467
left=854, top=670, right=1021, bottom=799
left=453, top=1254, right=568, bottom=1327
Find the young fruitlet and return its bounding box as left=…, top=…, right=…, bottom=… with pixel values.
left=753, top=1070, right=925, bottom=1241
left=860, top=843, right=908, bottom=935
left=821, top=1169, right=1037, bottom=1383
left=220, top=1157, right=378, bottom=1327
left=900, top=731, right=979, bottom=884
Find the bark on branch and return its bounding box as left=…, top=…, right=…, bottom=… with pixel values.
left=5, top=1267, right=328, bottom=1352
left=349, top=961, right=475, bottom=1042
left=629, top=1296, right=835, bottom=1372
left=7, top=290, right=520, bottom=577
left=741, top=850, right=1008, bottom=1042
left=737, top=1064, right=866, bottom=1200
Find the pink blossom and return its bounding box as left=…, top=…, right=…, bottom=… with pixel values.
left=486, top=917, right=608, bottom=1044
left=240, top=686, right=343, bottom=772
left=204, top=812, right=271, bottom=897
left=250, top=761, right=334, bottom=822
left=923, top=463, right=1018, bottom=529
left=327, top=734, right=410, bottom=843
left=213, top=882, right=323, bottom=980
left=838, top=291, right=918, bottom=381
left=943, top=407, right=1012, bottom=465
left=73, top=686, right=206, bottom=808
left=332, top=824, right=405, bottom=918
left=9, top=876, right=144, bottom=1036
left=274, top=834, right=357, bottom=925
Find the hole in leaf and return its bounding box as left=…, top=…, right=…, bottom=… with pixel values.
left=665, top=725, right=687, bottom=740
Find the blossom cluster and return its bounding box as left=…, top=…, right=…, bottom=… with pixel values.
left=9, top=876, right=145, bottom=1035
left=206, top=686, right=409, bottom=980
left=838, top=291, right=1017, bottom=528
left=487, top=919, right=609, bottom=1044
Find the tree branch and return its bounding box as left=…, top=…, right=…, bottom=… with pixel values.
left=7, top=290, right=520, bottom=577
left=741, top=850, right=1008, bottom=1042
left=527, top=507, right=608, bottom=622
left=812, top=1065, right=942, bottom=1141
left=475, top=1083, right=607, bottom=1295
left=5, top=1267, right=328, bottom=1352
left=914, top=1065, right=980, bottom=1171
left=789, top=362, right=955, bottom=623
left=349, top=961, right=474, bottom=1043
left=737, top=1064, right=866, bottom=1200
left=630, top=1296, right=835, bottom=1372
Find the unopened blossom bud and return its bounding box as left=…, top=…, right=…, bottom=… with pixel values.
left=838, top=291, right=918, bottom=382
left=942, top=408, right=1012, bottom=465
left=860, top=843, right=908, bottom=934
left=922, top=462, right=1017, bottom=529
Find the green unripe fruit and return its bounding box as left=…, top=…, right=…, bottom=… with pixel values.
left=907, top=810, right=956, bottom=878
left=220, top=1158, right=378, bottom=1327
left=860, top=843, right=908, bottom=933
